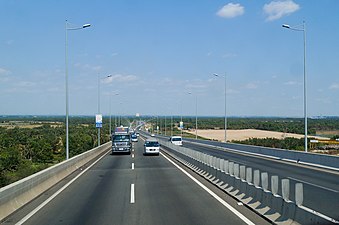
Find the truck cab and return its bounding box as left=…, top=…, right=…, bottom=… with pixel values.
left=112, top=126, right=131, bottom=154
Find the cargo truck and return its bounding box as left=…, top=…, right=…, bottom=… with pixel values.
left=112, top=126, right=132, bottom=154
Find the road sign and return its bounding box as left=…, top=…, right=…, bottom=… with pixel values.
left=179, top=121, right=184, bottom=129
left=96, top=114, right=102, bottom=128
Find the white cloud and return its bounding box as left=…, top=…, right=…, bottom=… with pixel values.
left=216, top=3, right=244, bottom=18
left=329, top=83, right=339, bottom=90
left=74, top=63, right=102, bottom=72
left=284, top=81, right=299, bottom=85
left=245, top=83, right=258, bottom=89
left=263, top=0, right=300, bottom=21
left=104, top=74, right=138, bottom=83
left=222, top=53, right=237, bottom=58
left=0, top=68, right=11, bottom=76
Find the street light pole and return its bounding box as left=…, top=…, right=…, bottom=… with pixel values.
left=97, top=74, right=112, bottom=147
left=188, top=92, right=198, bottom=139
left=282, top=21, right=307, bottom=152
left=109, top=93, right=119, bottom=139
left=65, top=20, right=91, bottom=160
left=213, top=73, right=227, bottom=143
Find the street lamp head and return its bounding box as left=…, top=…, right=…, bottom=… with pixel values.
left=82, top=24, right=91, bottom=28
left=282, top=24, right=290, bottom=29
left=213, top=73, right=219, bottom=77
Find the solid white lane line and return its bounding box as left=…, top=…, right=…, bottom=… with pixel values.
left=16, top=150, right=110, bottom=225
left=132, top=163, right=134, bottom=170
left=287, top=176, right=339, bottom=193
left=130, top=183, right=135, bottom=204
left=160, top=152, right=255, bottom=225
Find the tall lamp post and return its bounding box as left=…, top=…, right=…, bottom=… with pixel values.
left=213, top=73, right=227, bottom=143
left=65, top=20, right=91, bottom=160
left=109, top=92, right=119, bottom=139
left=282, top=21, right=308, bottom=152
left=188, top=92, right=198, bottom=139
left=98, top=74, right=112, bottom=147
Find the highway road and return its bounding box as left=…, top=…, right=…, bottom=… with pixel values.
left=4, top=138, right=269, bottom=225
left=156, top=135, right=339, bottom=221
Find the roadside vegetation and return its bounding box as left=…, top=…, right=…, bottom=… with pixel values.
left=0, top=116, right=112, bottom=188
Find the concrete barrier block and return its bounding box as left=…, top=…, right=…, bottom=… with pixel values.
left=271, top=175, right=279, bottom=196
left=224, top=160, right=229, bottom=174
left=254, top=170, right=260, bottom=187
left=295, top=183, right=303, bottom=206
left=229, top=162, right=234, bottom=176
left=246, top=167, right=253, bottom=184
left=261, top=172, right=268, bottom=191
left=234, top=164, right=240, bottom=178
left=220, top=159, right=224, bottom=172
left=240, top=165, right=246, bottom=181
left=282, top=179, right=290, bottom=202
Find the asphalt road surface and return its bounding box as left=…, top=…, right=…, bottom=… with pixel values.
left=4, top=139, right=270, bottom=225
left=157, top=135, right=339, bottom=221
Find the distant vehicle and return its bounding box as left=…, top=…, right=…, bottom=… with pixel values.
left=112, top=126, right=131, bottom=154
left=169, top=136, right=182, bottom=146
left=131, top=133, right=138, bottom=142
left=144, top=138, right=160, bottom=155
left=151, top=133, right=155, bottom=137
left=136, top=132, right=140, bottom=137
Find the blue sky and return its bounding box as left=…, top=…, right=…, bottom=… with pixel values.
left=1, top=0, right=339, bottom=117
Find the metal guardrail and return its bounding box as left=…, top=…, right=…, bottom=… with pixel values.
left=159, top=139, right=338, bottom=224
left=0, top=142, right=111, bottom=221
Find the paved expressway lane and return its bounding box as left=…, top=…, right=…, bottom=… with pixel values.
left=11, top=139, right=270, bottom=225
left=162, top=137, right=339, bottom=221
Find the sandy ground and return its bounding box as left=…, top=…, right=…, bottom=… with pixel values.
left=186, top=129, right=330, bottom=142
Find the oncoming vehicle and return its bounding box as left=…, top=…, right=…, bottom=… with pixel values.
left=131, top=133, right=138, bottom=142
left=169, top=136, right=182, bottom=146
left=144, top=138, right=160, bottom=155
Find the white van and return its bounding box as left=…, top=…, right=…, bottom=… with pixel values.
left=169, top=136, right=183, bottom=146
left=144, top=138, right=160, bottom=155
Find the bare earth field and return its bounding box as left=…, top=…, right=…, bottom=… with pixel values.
left=186, top=129, right=330, bottom=142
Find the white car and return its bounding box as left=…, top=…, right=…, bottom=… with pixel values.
left=169, top=136, right=182, bottom=146
left=144, top=138, right=160, bottom=155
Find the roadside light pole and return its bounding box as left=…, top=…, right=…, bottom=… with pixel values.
left=98, top=74, right=112, bottom=147
left=282, top=21, right=308, bottom=152
left=213, top=73, right=227, bottom=143
left=65, top=20, right=91, bottom=160
left=188, top=92, right=198, bottom=139
left=109, top=92, right=119, bottom=139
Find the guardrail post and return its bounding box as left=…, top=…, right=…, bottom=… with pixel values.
left=234, top=164, right=240, bottom=178
left=229, top=162, right=234, bottom=176
left=254, top=170, right=260, bottom=188
left=240, top=166, right=246, bottom=181
left=246, top=167, right=252, bottom=184
left=295, top=183, right=303, bottom=206
left=261, top=172, right=268, bottom=191
left=271, top=175, right=279, bottom=196
left=282, top=179, right=290, bottom=202
left=224, top=160, right=229, bottom=174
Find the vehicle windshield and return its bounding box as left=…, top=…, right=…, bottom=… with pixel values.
left=113, top=135, right=130, bottom=142
left=172, top=138, right=182, bottom=142
left=145, top=141, right=160, bottom=147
